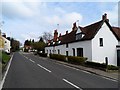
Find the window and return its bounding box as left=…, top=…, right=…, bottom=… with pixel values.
left=72, top=48, right=75, bottom=56
left=66, top=43, right=68, bottom=48
left=99, top=38, right=103, bottom=46
left=58, top=49, right=60, bottom=54
left=76, top=33, right=84, bottom=40
left=66, top=51, right=68, bottom=56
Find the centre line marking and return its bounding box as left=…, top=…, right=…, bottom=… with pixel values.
left=29, top=59, right=35, bottom=63
left=63, top=79, right=82, bottom=90
left=37, top=64, right=51, bottom=73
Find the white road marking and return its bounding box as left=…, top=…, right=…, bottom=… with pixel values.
left=63, top=79, right=82, bottom=90
left=29, top=59, right=35, bottom=63
left=37, top=64, right=51, bottom=73
left=0, top=54, right=14, bottom=89
left=101, top=76, right=118, bottom=82
left=81, top=70, right=91, bottom=74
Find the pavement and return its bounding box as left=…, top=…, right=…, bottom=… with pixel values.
left=53, top=59, right=119, bottom=81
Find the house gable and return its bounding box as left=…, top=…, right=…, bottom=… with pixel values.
left=91, top=22, right=118, bottom=65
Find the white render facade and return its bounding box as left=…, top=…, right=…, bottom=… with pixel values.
left=45, top=14, right=120, bottom=66
left=2, top=36, right=11, bottom=54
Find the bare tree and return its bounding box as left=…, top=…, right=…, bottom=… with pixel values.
left=41, top=32, right=53, bottom=43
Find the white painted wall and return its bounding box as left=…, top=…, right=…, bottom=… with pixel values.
left=45, top=40, right=92, bottom=61
left=2, top=37, right=11, bottom=53
left=68, top=41, right=92, bottom=60
left=92, top=22, right=118, bottom=66
left=118, top=41, right=120, bottom=45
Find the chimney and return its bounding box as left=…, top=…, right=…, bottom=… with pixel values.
left=59, top=33, right=61, bottom=37
left=102, top=13, right=107, bottom=20
left=72, top=22, right=77, bottom=31
left=66, top=31, right=68, bottom=34
left=54, top=29, right=58, bottom=41
left=102, top=13, right=109, bottom=22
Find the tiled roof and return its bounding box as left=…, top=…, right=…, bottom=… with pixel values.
left=112, top=27, right=120, bottom=40
left=47, top=14, right=120, bottom=46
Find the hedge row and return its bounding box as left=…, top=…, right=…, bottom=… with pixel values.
left=49, top=54, right=66, bottom=62
left=67, top=56, right=87, bottom=65
left=38, top=53, right=47, bottom=57
left=85, top=61, right=107, bottom=70
left=48, top=54, right=119, bottom=70
left=49, top=54, right=87, bottom=65
left=107, top=65, right=119, bottom=70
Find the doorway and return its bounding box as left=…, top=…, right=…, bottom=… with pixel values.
left=117, top=50, right=120, bottom=66
left=77, top=48, right=83, bottom=57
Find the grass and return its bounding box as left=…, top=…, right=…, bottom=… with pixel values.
left=0, top=51, right=11, bottom=72
left=2, top=52, right=11, bottom=64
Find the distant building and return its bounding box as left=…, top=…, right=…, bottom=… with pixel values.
left=0, top=30, right=11, bottom=54
left=45, top=14, right=120, bottom=66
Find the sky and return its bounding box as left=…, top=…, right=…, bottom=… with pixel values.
left=1, top=0, right=119, bottom=45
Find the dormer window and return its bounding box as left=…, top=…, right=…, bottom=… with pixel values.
left=76, top=33, right=85, bottom=40
left=76, top=27, right=82, bottom=34
left=76, top=27, right=84, bottom=40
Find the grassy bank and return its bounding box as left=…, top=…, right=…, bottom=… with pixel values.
left=1, top=51, right=11, bottom=71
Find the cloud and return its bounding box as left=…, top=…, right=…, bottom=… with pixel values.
left=103, top=4, right=118, bottom=26
left=45, top=12, right=82, bottom=27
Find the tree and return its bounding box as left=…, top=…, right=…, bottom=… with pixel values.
left=8, top=37, right=20, bottom=52
left=33, top=41, right=46, bottom=52
left=39, top=37, right=44, bottom=42
left=41, top=32, right=53, bottom=43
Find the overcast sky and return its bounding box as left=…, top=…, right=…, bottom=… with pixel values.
left=1, top=0, right=119, bottom=45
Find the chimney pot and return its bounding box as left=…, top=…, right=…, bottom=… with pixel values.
left=102, top=13, right=107, bottom=20
left=66, top=31, right=68, bottom=34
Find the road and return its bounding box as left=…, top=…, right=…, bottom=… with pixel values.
left=2, top=52, right=118, bottom=89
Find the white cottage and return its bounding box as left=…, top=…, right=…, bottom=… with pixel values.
left=45, top=14, right=120, bottom=66
left=1, top=34, right=11, bottom=54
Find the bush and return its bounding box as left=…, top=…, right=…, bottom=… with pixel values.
left=38, top=53, right=47, bottom=57
left=2, top=51, right=11, bottom=64
left=85, top=61, right=107, bottom=70
left=67, top=56, right=87, bottom=65
left=49, top=54, right=66, bottom=62
left=107, top=65, right=119, bottom=70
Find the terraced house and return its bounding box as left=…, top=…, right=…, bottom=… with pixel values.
left=45, top=14, right=120, bottom=66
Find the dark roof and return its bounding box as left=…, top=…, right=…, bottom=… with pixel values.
left=112, top=27, right=120, bottom=40
left=47, top=16, right=120, bottom=46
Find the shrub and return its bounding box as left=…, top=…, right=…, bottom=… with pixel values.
left=107, top=65, right=119, bottom=70
left=49, top=54, right=66, bottom=62
left=85, top=61, right=107, bottom=70
left=38, top=53, right=47, bottom=57
left=67, top=56, right=87, bottom=65
left=2, top=51, right=10, bottom=64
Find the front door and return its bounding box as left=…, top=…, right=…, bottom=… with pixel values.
left=77, top=48, right=83, bottom=57
left=117, top=50, right=120, bottom=66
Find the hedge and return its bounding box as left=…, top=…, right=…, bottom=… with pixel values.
left=107, top=65, right=119, bottom=70
left=67, top=56, right=87, bottom=65
left=2, top=51, right=11, bottom=64
left=38, top=53, right=47, bottom=57
left=49, top=54, right=66, bottom=62
left=85, top=61, right=107, bottom=70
